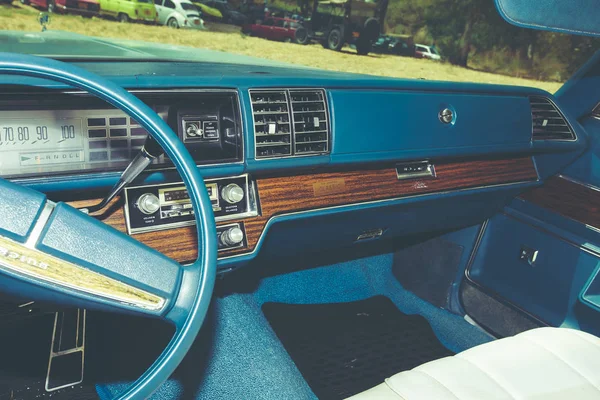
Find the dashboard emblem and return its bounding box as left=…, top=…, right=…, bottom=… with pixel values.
left=438, top=108, right=454, bottom=124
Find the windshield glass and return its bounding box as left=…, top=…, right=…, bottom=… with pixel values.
left=180, top=2, right=196, bottom=11
left=0, top=0, right=598, bottom=93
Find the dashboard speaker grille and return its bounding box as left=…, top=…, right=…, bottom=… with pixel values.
left=250, top=89, right=330, bottom=159
left=530, top=96, right=575, bottom=141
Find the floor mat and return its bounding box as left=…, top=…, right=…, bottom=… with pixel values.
left=262, top=296, right=454, bottom=400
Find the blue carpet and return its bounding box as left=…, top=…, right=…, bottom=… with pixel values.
left=98, top=253, right=492, bottom=399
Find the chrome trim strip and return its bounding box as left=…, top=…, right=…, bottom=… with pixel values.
left=218, top=179, right=538, bottom=261
left=557, top=174, right=600, bottom=193
left=464, top=219, right=488, bottom=274
left=25, top=202, right=56, bottom=248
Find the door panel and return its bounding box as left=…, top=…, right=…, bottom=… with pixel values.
left=466, top=213, right=600, bottom=328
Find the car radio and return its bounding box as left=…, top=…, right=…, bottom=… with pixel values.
left=124, top=174, right=258, bottom=235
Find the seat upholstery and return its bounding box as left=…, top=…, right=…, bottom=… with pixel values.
left=347, top=327, right=600, bottom=400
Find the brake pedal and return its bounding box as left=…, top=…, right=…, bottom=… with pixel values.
left=45, top=309, right=86, bottom=392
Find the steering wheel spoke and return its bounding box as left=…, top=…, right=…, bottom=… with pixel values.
left=0, top=178, right=184, bottom=316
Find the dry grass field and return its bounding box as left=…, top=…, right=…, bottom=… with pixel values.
left=0, top=3, right=562, bottom=93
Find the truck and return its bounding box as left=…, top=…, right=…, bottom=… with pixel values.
left=295, top=0, right=389, bottom=56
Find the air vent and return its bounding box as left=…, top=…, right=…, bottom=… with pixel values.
left=290, top=89, right=329, bottom=155
left=592, top=103, right=600, bottom=120
left=530, top=96, right=575, bottom=141
left=250, top=90, right=292, bottom=158
left=250, top=89, right=330, bottom=159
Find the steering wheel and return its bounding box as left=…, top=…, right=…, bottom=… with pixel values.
left=0, top=53, right=218, bottom=399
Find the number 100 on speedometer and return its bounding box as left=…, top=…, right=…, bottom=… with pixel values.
left=0, top=118, right=84, bottom=169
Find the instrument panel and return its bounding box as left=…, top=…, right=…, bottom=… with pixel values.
left=0, top=90, right=243, bottom=178
left=0, top=109, right=154, bottom=177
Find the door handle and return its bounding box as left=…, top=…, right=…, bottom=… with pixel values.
left=519, top=245, right=539, bottom=266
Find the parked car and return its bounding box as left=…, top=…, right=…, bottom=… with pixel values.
left=193, top=1, right=222, bottom=21
left=25, top=0, right=100, bottom=16
left=372, top=34, right=415, bottom=57
left=241, top=17, right=301, bottom=43
left=98, top=0, right=157, bottom=23
left=202, top=0, right=247, bottom=25
left=296, top=0, right=389, bottom=55
left=415, top=44, right=441, bottom=60
left=155, top=0, right=204, bottom=28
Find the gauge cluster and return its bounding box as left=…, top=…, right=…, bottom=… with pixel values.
left=0, top=90, right=243, bottom=178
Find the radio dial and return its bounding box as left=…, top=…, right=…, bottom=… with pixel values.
left=221, top=184, right=244, bottom=204
left=220, top=227, right=244, bottom=247
left=137, top=193, right=160, bottom=215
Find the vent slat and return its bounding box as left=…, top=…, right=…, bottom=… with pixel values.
left=530, top=96, right=575, bottom=141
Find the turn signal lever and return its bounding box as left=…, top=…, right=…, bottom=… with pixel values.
left=81, top=135, right=164, bottom=214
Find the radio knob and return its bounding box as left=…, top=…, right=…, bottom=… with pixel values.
left=221, top=184, right=244, bottom=204
left=137, top=193, right=160, bottom=215
left=220, top=227, right=244, bottom=247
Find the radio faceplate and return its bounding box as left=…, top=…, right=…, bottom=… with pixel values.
left=124, top=174, right=258, bottom=234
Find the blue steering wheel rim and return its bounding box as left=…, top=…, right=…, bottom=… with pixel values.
left=0, top=52, right=218, bottom=399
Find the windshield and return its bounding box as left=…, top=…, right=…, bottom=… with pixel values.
left=180, top=2, right=196, bottom=11
left=0, top=0, right=598, bottom=93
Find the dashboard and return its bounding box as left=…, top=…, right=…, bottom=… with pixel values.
left=1, top=61, right=588, bottom=271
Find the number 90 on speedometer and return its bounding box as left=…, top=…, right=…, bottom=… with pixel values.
left=0, top=118, right=84, bottom=170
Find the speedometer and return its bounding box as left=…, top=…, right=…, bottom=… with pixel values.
left=0, top=109, right=155, bottom=177
left=0, top=116, right=84, bottom=170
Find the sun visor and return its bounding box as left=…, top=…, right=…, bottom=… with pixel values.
left=495, top=0, right=600, bottom=37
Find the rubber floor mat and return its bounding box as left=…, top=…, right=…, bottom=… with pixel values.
left=262, top=296, right=453, bottom=400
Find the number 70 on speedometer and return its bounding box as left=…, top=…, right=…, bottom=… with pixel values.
left=0, top=118, right=83, bottom=151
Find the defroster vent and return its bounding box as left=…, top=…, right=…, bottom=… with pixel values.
left=250, top=89, right=330, bottom=159
left=530, top=96, right=575, bottom=141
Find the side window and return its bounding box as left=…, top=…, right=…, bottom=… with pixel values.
left=164, top=0, right=175, bottom=8
left=275, top=19, right=285, bottom=28
left=416, top=46, right=425, bottom=52
left=154, top=0, right=161, bottom=5
left=263, top=19, right=274, bottom=26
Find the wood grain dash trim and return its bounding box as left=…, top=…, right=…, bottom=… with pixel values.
left=519, top=175, right=600, bottom=230
left=69, top=157, right=537, bottom=263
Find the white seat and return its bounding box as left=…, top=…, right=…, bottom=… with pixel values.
left=347, top=327, right=600, bottom=400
